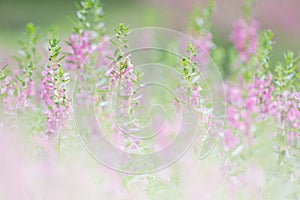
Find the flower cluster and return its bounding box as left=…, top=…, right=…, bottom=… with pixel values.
left=224, top=75, right=274, bottom=148
left=0, top=24, right=39, bottom=119
left=66, top=31, right=94, bottom=70
left=41, top=37, right=70, bottom=135
left=220, top=2, right=300, bottom=194
left=270, top=91, right=300, bottom=144
left=246, top=75, right=274, bottom=116
left=1, top=0, right=300, bottom=198
left=66, top=0, right=108, bottom=71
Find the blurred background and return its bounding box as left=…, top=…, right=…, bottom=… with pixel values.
left=0, top=0, right=300, bottom=57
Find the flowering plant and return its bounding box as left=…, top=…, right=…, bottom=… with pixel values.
left=0, top=0, right=299, bottom=199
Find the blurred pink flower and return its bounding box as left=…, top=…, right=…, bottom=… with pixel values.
left=238, top=165, right=265, bottom=198
left=193, top=33, right=213, bottom=68
left=230, top=19, right=259, bottom=62
left=109, top=56, right=136, bottom=97
left=223, top=130, right=240, bottom=149
left=66, top=32, right=111, bottom=70
left=66, top=31, right=94, bottom=70
left=191, top=84, right=201, bottom=105
left=225, top=84, right=244, bottom=107
left=247, top=75, right=274, bottom=117
left=226, top=106, right=239, bottom=128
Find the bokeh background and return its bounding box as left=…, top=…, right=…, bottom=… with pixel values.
left=1, top=0, right=300, bottom=57
left=0, top=1, right=299, bottom=199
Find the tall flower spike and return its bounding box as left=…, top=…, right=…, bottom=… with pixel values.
left=41, top=36, right=70, bottom=136
left=175, top=43, right=203, bottom=110
left=66, top=0, right=111, bottom=109
left=230, top=0, right=258, bottom=63
left=107, top=23, right=141, bottom=151
left=66, top=0, right=107, bottom=70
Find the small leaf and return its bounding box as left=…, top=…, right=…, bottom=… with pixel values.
left=57, top=55, right=66, bottom=62
left=26, top=23, right=36, bottom=34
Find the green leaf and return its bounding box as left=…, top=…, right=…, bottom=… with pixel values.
left=16, top=75, right=23, bottom=82
left=57, top=55, right=66, bottom=63
left=105, top=55, right=115, bottom=61
left=110, top=39, right=118, bottom=46
left=1, top=93, right=8, bottom=98
left=26, top=23, right=36, bottom=34
left=0, top=75, right=7, bottom=81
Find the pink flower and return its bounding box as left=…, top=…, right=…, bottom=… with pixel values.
left=41, top=64, right=70, bottom=135
left=191, top=85, right=201, bottom=105
left=225, top=84, right=244, bottom=107
left=1, top=68, right=36, bottom=116
left=26, top=80, right=35, bottom=97
left=224, top=76, right=275, bottom=142
left=247, top=75, right=274, bottom=116
left=245, top=96, right=257, bottom=111
left=173, top=84, right=202, bottom=112
left=96, top=35, right=112, bottom=67
left=269, top=91, right=300, bottom=139
left=230, top=19, right=259, bottom=62
left=66, top=31, right=94, bottom=70
left=66, top=32, right=111, bottom=70
left=193, top=33, right=213, bottom=68
left=226, top=106, right=239, bottom=128
left=109, top=56, right=136, bottom=97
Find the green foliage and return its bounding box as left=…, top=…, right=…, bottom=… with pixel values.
left=13, top=23, right=39, bottom=83
left=112, top=23, right=130, bottom=60
left=72, top=0, right=106, bottom=34
left=254, top=30, right=274, bottom=77
left=181, top=43, right=198, bottom=82
left=49, top=37, right=65, bottom=64
left=273, top=52, right=300, bottom=92
left=0, top=63, right=9, bottom=81
left=48, top=34, right=69, bottom=103
left=0, top=63, right=11, bottom=101
left=210, top=46, right=232, bottom=79
left=243, top=0, right=255, bottom=19
left=189, top=0, right=215, bottom=34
